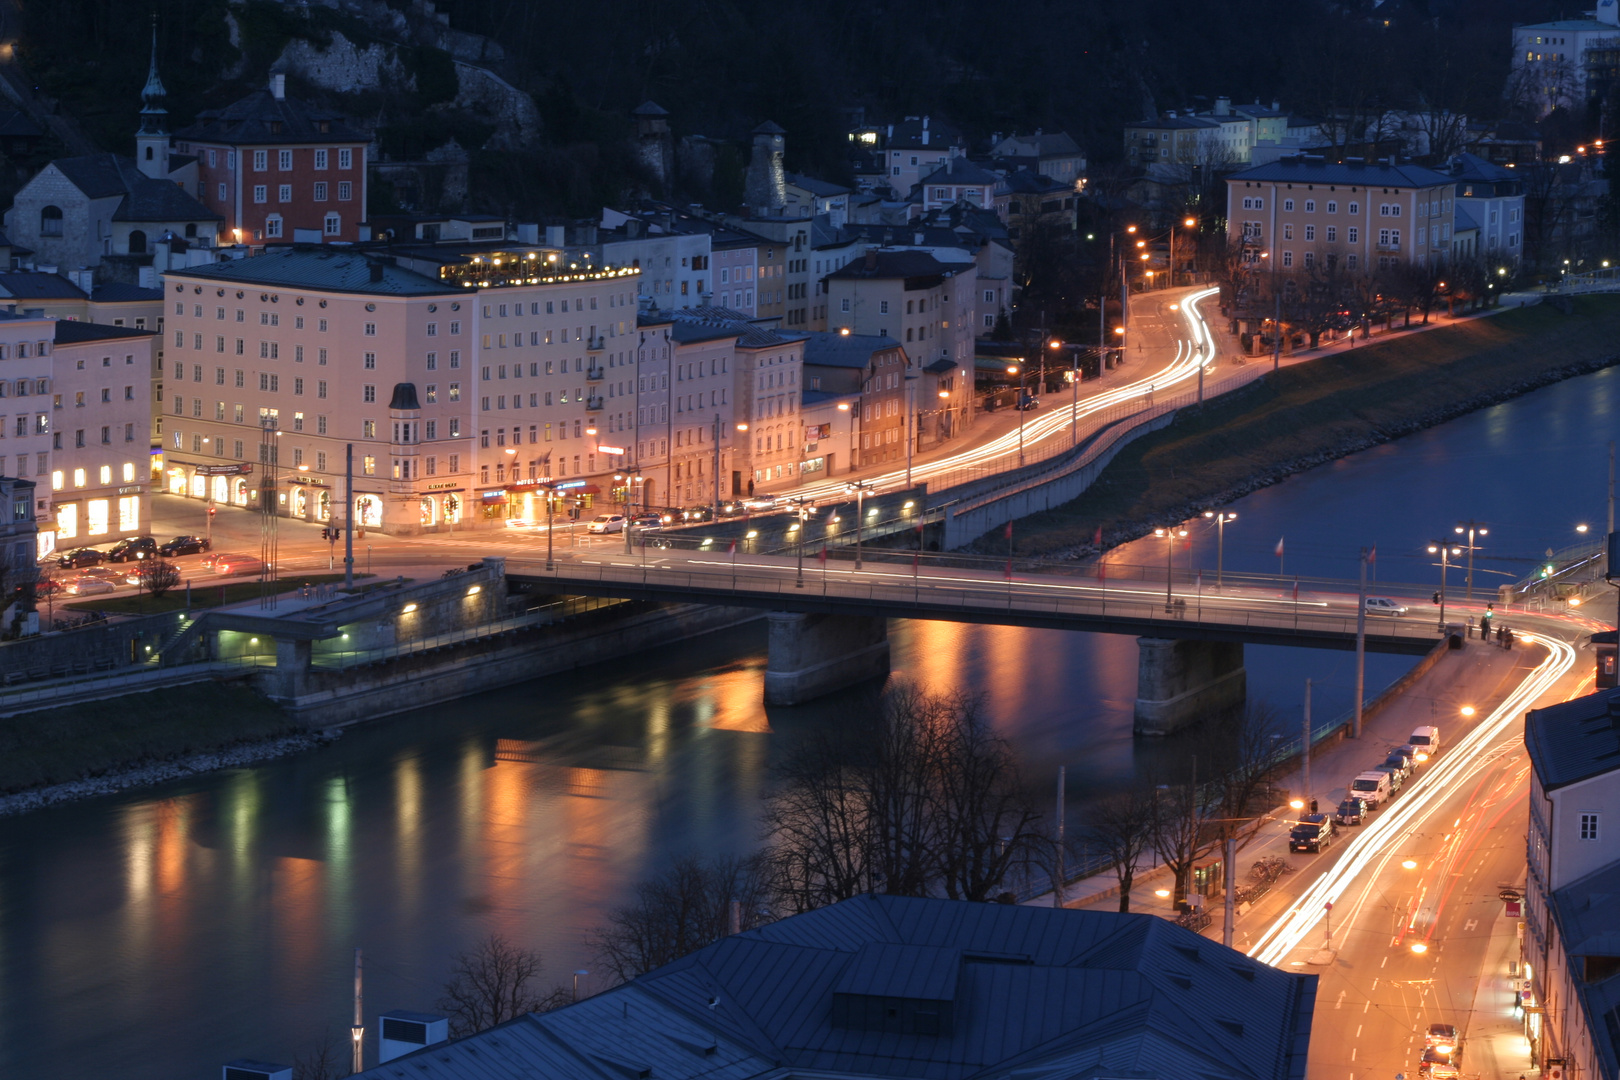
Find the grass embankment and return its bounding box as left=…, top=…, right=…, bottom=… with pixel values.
left=62, top=572, right=372, bottom=614
left=0, top=682, right=299, bottom=794
left=1005, top=296, right=1620, bottom=556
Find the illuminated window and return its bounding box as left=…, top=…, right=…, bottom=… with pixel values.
left=56, top=502, right=77, bottom=539
left=73, top=468, right=86, bottom=488
left=122, top=462, right=135, bottom=482
left=99, top=465, right=111, bottom=485
left=87, top=498, right=109, bottom=535
left=51, top=469, right=64, bottom=490
left=118, top=496, right=139, bottom=531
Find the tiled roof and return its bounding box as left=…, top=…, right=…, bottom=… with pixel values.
left=802, top=331, right=901, bottom=368
left=166, top=247, right=457, bottom=297
left=826, top=250, right=974, bottom=281
left=52, top=320, right=155, bottom=345
left=0, top=272, right=87, bottom=300
left=665, top=308, right=806, bottom=350
left=174, top=88, right=363, bottom=146
left=884, top=116, right=964, bottom=150
left=353, top=895, right=1315, bottom=1080
left=1001, top=169, right=1071, bottom=195
left=918, top=156, right=1000, bottom=187
left=1227, top=157, right=1455, bottom=188
left=49, top=153, right=220, bottom=223
left=1526, top=687, right=1620, bottom=791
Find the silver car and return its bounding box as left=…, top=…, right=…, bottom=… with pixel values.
left=1364, top=596, right=1409, bottom=617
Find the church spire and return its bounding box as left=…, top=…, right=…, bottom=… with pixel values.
left=139, top=15, right=167, bottom=136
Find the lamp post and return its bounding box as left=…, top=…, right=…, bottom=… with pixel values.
left=1201, top=510, right=1236, bottom=589
left=846, top=479, right=875, bottom=570
left=1426, top=541, right=1463, bottom=633
left=1153, top=525, right=1188, bottom=608
left=1453, top=520, right=1488, bottom=601
left=1008, top=364, right=1026, bottom=465
left=1168, top=216, right=1196, bottom=288
left=544, top=483, right=557, bottom=571
left=788, top=495, right=816, bottom=587
left=904, top=373, right=918, bottom=487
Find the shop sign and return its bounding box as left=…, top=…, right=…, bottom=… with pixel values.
left=480, top=489, right=506, bottom=501
left=117, top=485, right=145, bottom=495
left=201, top=463, right=254, bottom=476
left=426, top=481, right=461, bottom=492
left=596, top=444, right=626, bottom=455
left=555, top=480, right=587, bottom=490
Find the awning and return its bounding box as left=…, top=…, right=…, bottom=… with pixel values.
left=554, top=482, right=600, bottom=494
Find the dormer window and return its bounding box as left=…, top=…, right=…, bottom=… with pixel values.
left=269, top=121, right=283, bottom=135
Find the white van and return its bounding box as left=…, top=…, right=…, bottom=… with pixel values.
left=1350, top=771, right=1392, bottom=809
left=1408, top=725, right=1441, bottom=763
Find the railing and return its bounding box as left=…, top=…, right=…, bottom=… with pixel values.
left=586, top=336, right=605, bottom=351
left=507, top=554, right=1446, bottom=645
left=585, top=366, right=605, bottom=381
left=1558, top=267, right=1620, bottom=293
left=585, top=395, right=604, bottom=410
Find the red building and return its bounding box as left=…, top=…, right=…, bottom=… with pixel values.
left=172, top=71, right=367, bottom=245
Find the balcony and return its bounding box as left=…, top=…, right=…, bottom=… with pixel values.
left=585, top=365, right=605, bottom=381
left=585, top=395, right=604, bottom=411
left=586, top=336, right=605, bottom=352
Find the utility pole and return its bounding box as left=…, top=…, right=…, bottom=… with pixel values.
left=711, top=413, right=722, bottom=520
left=905, top=374, right=917, bottom=487
left=1354, top=547, right=1368, bottom=738
left=1053, top=765, right=1066, bottom=908
left=351, top=947, right=364, bottom=1075
left=1223, top=835, right=1236, bottom=948
left=344, top=443, right=355, bottom=590
left=1455, top=520, right=1487, bottom=601
left=1302, top=679, right=1312, bottom=811
left=1609, top=440, right=1615, bottom=535
left=1272, top=289, right=1282, bottom=372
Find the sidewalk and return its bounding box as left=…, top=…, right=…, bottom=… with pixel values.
left=1464, top=871, right=1536, bottom=1080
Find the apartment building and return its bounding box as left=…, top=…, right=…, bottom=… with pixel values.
left=159, top=245, right=640, bottom=534
left=880, top=116, right=965, bottom=197
left=1446, top=153, right=1526, bottom=265
left=662, top=320, right=740, bottom=506
left=802, top=332, right=897, bottom=476
left=600, top=208, right=712, bottom=309
left=1523, top=688, right=1620, bottom=1080
left=1225, top=157, right=1459, bottom=272
left=0, top=314, right=156, bottom=553
left=826, top=248, right=977, bottom=374
left=173, top=72, right=368, bottom=244
left=1510, top=8, right=1620, bottom=118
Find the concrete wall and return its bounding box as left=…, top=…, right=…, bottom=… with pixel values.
left=0, top=611, right=179, bottom=678
left=260, top=601, right=759, bottom=727
left=763, top=611, right=890, bottom=705
left=1133, top=636, right=1246, bottom=736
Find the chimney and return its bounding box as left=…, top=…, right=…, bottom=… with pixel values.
left=921, top=115, right=930, bottom=146
left=1272, top=100, right=1281, bottom=112
left=914, top=232, right=925, bottom=245
left=1215, top=96, right=1231, bottom=116
left=864, top=247, right=878, bottom=271
left=1166, top=109, right=1177, bottom=119
left=270, top=72, right=286, bottom=100
left=545, top=225, right=565, bottom=247
left=369, top=261, right=384, bottom=283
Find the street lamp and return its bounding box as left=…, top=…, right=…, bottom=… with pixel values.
left=1008, top=364, right=1027, bottom=465
left=1153, top=525, right=1188, bottom=608
left=788, top=496, right=817, bottom=587
left=1426, top=542, right=1464, bottom=632
left=846, top=479, right=875, bottom=570
left=1202, top=510, right=1236, bottom=589
left=1453, top=520, right=1487, bottom=600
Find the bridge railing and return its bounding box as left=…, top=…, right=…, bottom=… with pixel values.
left=508, top=555, right=1449, bottom=645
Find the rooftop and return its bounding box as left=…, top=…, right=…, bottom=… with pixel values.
left=49, top=153, right=221, bottom=224
left=0, top=273, right=87, bottom=301
left=52, top=320, right=156, bottom=345
left=826, top=249, right=974, bottom=282
left=354, top=894, right=1316, bottom=1080
left=917, top=156, right=1001, bottom=188
left=1526, top=687, right=1620, bottom=792
left=174, top=87, right=363, bottom=146
left=1228, top=157, right=1455, bottom=188
left=802, top=330, right=903, bottom=367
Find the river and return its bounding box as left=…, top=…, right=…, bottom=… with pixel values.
left=1, top=365, right=1614, bottom=1078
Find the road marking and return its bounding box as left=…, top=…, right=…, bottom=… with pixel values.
left=1351, top=1048, right=1356, bottom=1062
left=1364, top=1001, right=1370, bottom=1013
left=1371, top=978, right=1378, bottom=990
left=1356, top=1025, right=1362, bottom=1038
left=1381, top=956, right=1388, bottom=969
left=1336, top=990, right=1346, bottom=1009
left=1464, top=918, right=1477, bottom=931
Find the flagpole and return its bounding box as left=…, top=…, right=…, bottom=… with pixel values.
left=1354, top=546, right=1368, bottom=739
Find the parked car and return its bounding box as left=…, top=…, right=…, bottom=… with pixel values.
left=158, top=535, right=211, bottom=557
left=1288, top=813, right=1337, bottom=853
left=587, top=514, right=627, bottom=534
left=681, top=506, right=713, bottom=523
left=1364, top=596, right=1409, bottom=617
left=105, top=536, right=158, bottom=563
left=1383, top=746, right=1415, bottom=781
left=202, top=552, right=264, bottom=577
left=743, top=494, right=780, bottom=511
left=1350, top=771, right=1392, bottom=809
left=1015, top=395, right=1039, bottom=411
left=1418, top=1047, right=1459, bottom=1079
left=64, top=575, right=116, bottom=595
left=1373, top=762, right=1406, bottom=794
left=631, top=513, right=664, bottom=529
left=57, top=547, right=104, bottom=569
left=1334, top=797, right=1368, bottom=826
left=1408, top=725, right=1442, bottom=762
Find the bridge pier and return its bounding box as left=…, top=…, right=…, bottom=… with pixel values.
left=763, top=612, right=890, bottom=706
left=1133, top=637, right=1246, bottom=736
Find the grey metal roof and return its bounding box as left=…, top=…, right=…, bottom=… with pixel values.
left=48, top=153, right=221, bottom=223
left=803, top=331, right=902, bottom=368
left=665, top=308, right=805, bottom=350
left=1526, top=688, right=1620, bottom=791
left=0, top=272, right=86, bottom=300
left=174, top=88, right=363, bottom=146
left=787, top=173, right=852, bottom=198
left=168, top=248, right=457, bottom=297
left=52, top=321, right=155, bottom=346
left=1549, top=859, right=1620, bottom=1080
left=1228, top=157, right=1455, bottom=189
left=1448, top=151, right=1518, bottom=184
left=1453, top=205, right=1481, bottom=233
left=354, top=894, right=1314, bottom=1080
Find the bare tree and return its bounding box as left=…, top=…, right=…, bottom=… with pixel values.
left=590, top=853, right=774, bottom=984
left=763, top=725, right=872, bottom=914
left=291, top=1027, right=345, bottom=1080
left=929, top=692, right=1044, bottom=901
left=138, top=558, right=182, bottom=598
left=1083, top=787, right=1160, bottom=913
left=436, top=934, right=569, bottom=1039
left=1195, top=704, right=1285, bottom=855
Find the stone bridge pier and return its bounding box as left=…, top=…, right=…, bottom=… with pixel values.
left=764, top=612, right=891, bottom=706
left=1133, top=637, right=1246, bottom=736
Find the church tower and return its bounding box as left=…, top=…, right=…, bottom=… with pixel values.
left=744, top=121, right=787, bottom=216
left=135, top=18, right=171, bottom=179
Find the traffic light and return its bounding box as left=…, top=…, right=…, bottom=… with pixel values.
left=1431, top=591, right=1441, bottom=604
left=207, top=507, right=216, bottom=517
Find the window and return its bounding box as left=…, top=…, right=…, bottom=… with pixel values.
left=1580, top=813, right=1600, bottom=841
left=1326, top=201, right=1337, bottom=213
left=278, top=150, right=292, bottom=171
left=1304, top=225, right=1315, bottom=241
left=253, top=185, right=267, bottom=204
left=363, top=420, right=376, bottom=439
left=1326, top=226, right=1337, bottom=242
left=278, top=184, right=292, bottom=203
left=338, top=148, right=352, bottom=169
left=265, top=214, right=282, bottom=238
left=1282, top=251, right=1293, bottom=267
left=253, top=150, right=268, bottom=171
left=313, top=181, right=328, bottom=202
left=1304, top=200, right=1315, bottom=212
left=363, top=385, right=376, bottom=403
left=317, top=380, right=328, bottom=399
left=1348, top=202, right=1359, bottom=215
left=363, top=455, right=375, bottom=475
left=338, top=181, right=352, bottom=201
left=1283, top=199, right=1294, bottom=211
left=1347, top=227, right=1359, bottom=243
left=1283, top=224, right=1293, bottom=240
left=324, top=213, right=341, bottom=236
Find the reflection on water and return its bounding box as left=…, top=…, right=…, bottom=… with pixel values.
left=0, top=369, right=1614, bottom=1078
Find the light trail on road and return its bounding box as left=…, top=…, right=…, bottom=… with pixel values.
left=1248, top=632, right=1578, bottom=966
left=791, top=287, right=1222, bottom=500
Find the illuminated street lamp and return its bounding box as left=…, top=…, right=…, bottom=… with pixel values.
left=1453, top=520, right=1487, bottom=600
left=845, top=479, right=876, bottom=570
left=787, top=496, right=817, bottom=587
left=1426, top=541, right=1464, bottom=632
left=1202, top=510, right=1236, bottom=589
left=1153, top=525, right=1189, bottom=608
left=1007, top=363, right=1028, bottom=465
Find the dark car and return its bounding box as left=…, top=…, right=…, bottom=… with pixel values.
left=680, top=505, right=714, bottom=523
left=56, top=546, right=104, bottom=569
left=1288, top=813, right=1337, bottom=854
left=1016, top=395, right=1039, bottom=410
left=158, top=535, right=212, bottom=557
left=1334, top=797, right=1367, bottom=826
left=105, top=536, right=157, bottom=563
